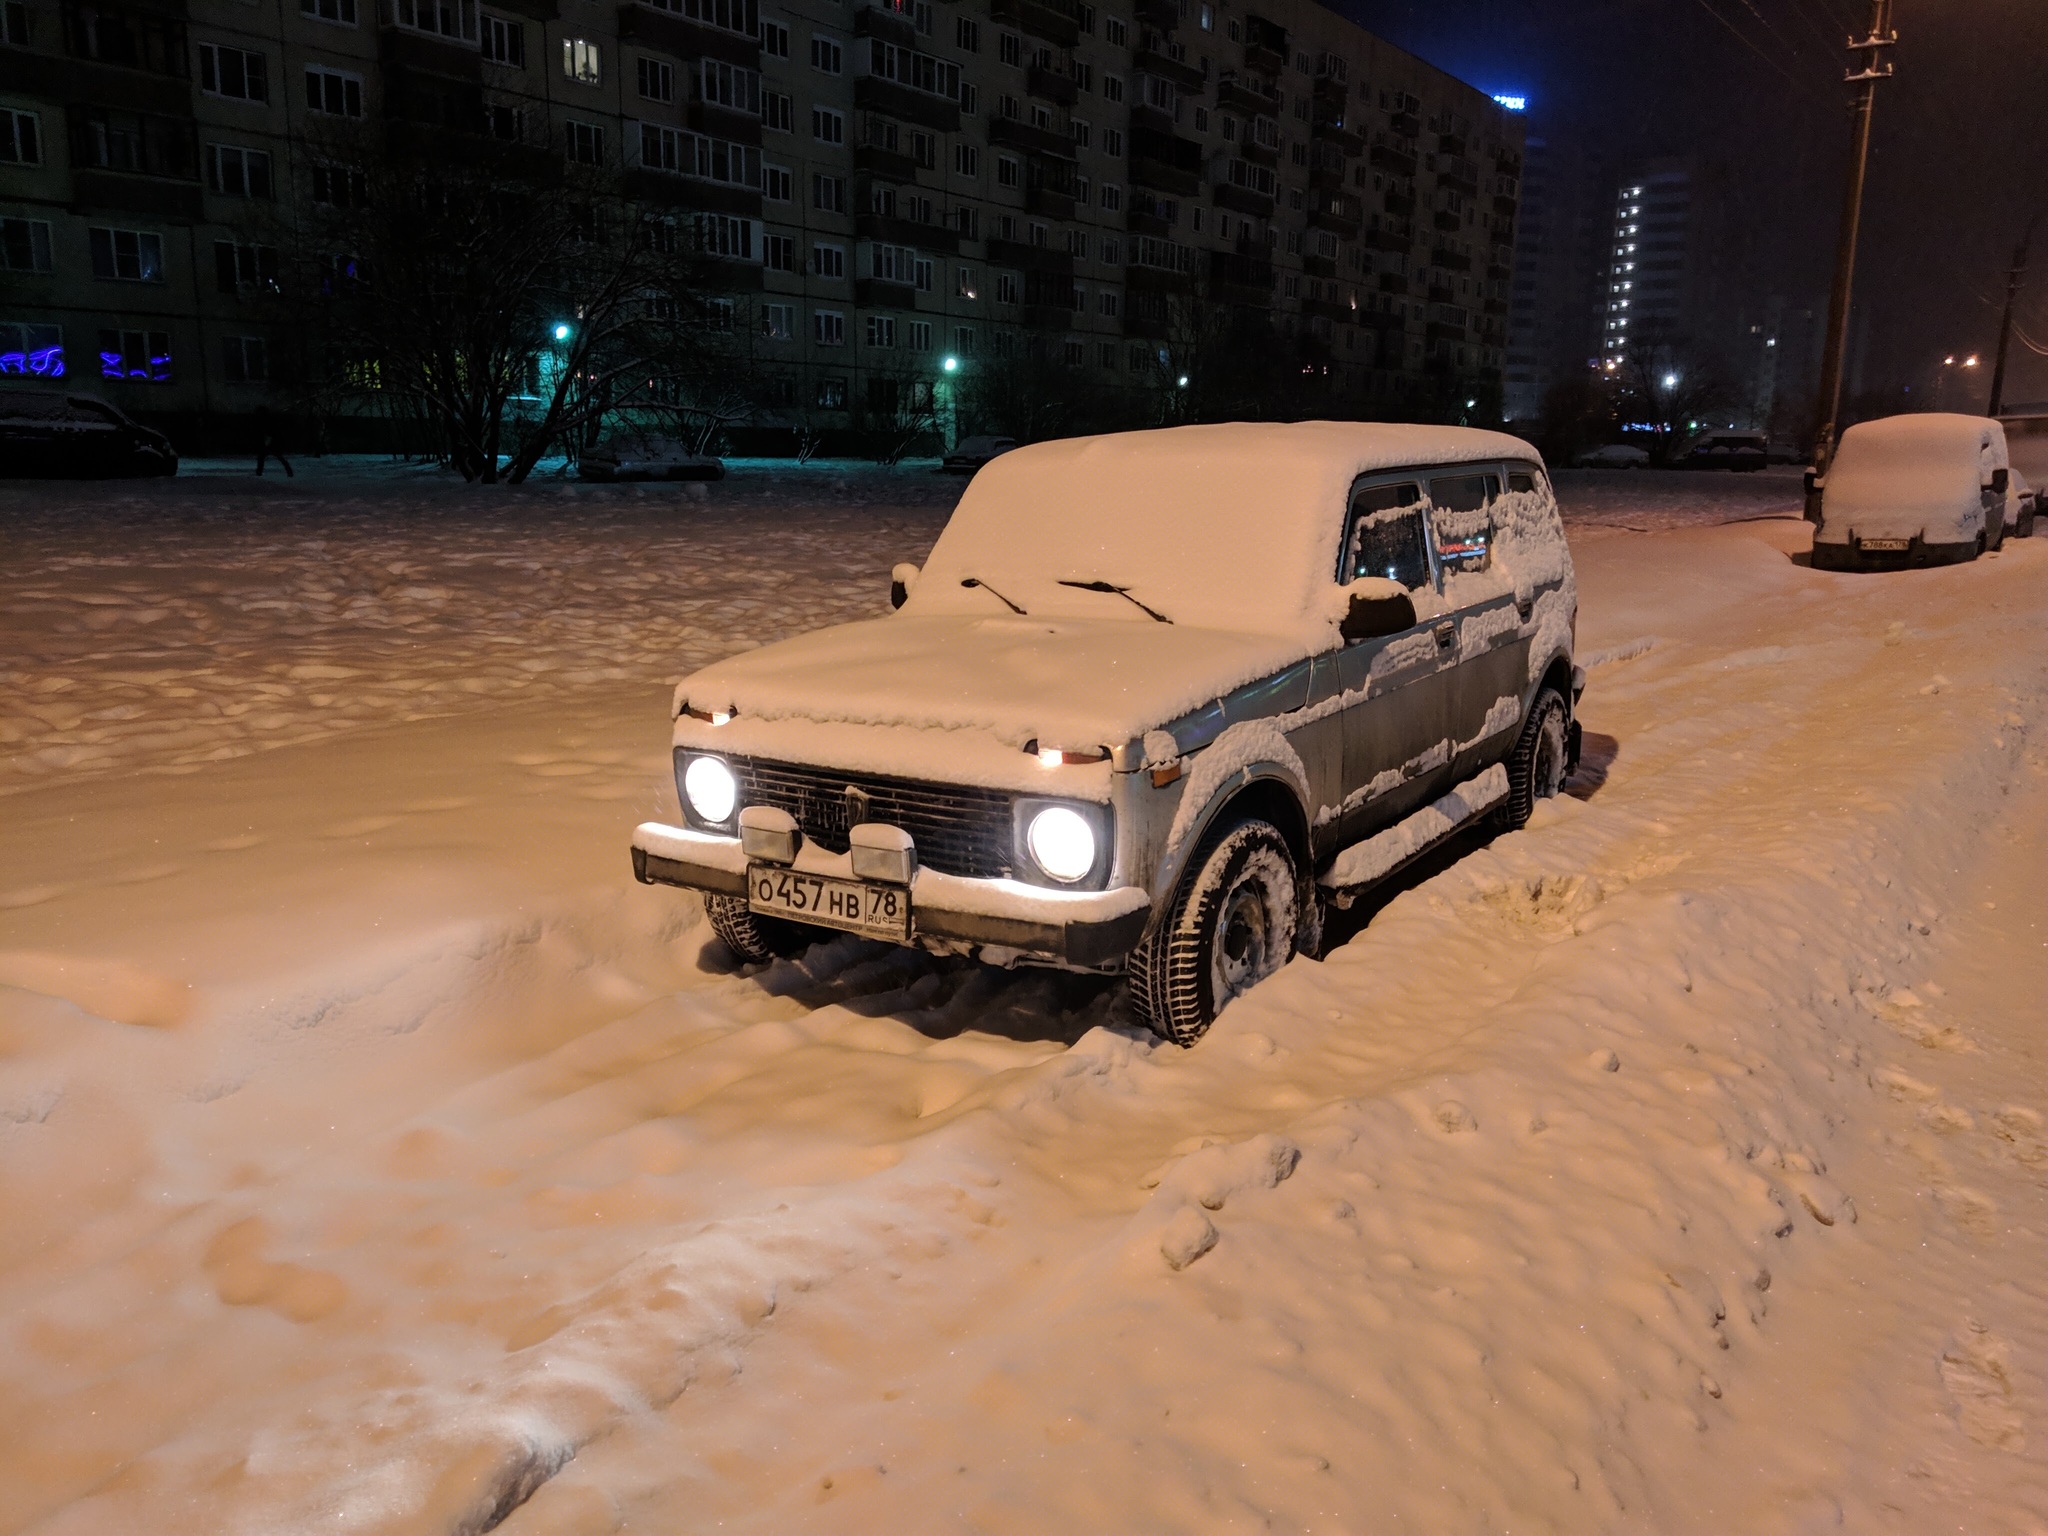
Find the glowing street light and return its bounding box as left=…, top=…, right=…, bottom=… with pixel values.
left=1662, top=372, right=1679, bottom=389
left=1176, top=374, right=1189, bottom=387
left=552, top=323, right=572, bottom=342
left=941, top=355, right=960, bottom=373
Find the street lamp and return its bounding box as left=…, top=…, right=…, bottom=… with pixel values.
left=552, top=323, right=572, bottom=342
left=941, top=355, right=959, bottom=373
left=1662, top=372, right=1679, bottom=390
left=1176, top=375, right=1189, bottom=388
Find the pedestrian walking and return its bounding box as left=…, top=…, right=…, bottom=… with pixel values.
left=255, top=407, right=294, bottom=478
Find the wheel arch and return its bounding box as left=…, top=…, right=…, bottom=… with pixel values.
left=1149, top=763, right=1313, bottom=921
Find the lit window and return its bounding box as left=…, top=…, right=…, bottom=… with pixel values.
left=563, top=38, right=600, bottom=84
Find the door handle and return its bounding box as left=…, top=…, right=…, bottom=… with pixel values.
left=1433, top=619, right=1456, bottom=650
left=1516, top=597, right=1534, bottom=622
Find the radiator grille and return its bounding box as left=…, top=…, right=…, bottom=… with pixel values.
left=734, top=757, right=1016, bottom=880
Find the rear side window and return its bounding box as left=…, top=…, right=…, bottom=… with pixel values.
left=1508, top=470, right=1537, bottom=494
left=1428, top=471, right=1499, bottom=512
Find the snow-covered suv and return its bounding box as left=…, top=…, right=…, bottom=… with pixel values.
left=631, top=422, right=1582, bottom=1043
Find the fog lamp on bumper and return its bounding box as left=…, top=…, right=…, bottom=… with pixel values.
left=850, top=823, right=917, bottom=884
left=738, top=805, right=800, bottom=863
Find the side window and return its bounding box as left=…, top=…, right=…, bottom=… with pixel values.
left=1344, top=481, right=1429, bottom=588
left=1427, top=471, right=1499, bottom=512
left=1429, top=469, right=1501, bottom=574
left=1507, top=470, right=1537, bottom=495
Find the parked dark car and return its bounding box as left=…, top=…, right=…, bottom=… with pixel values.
left=941, top=435, right=1018, bottom=474
left=1676, top=431, right=1768, bottom=472
left=578, top=436, right=725, bottom=481
left=0, top=390, right=177, bottom=478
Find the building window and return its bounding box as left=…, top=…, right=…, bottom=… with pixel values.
left=812, top=242, right=844, bottom=278
left=814, top=310, right=844, bottom=346
left=1, top=107, right=40, bottom=164
left=0, top=218, right=52, bottom=272
left=953, top=143, right=979, bottom=177
left=89, top=227, right=164, bottom=282
left=199, top=43, right=268, bottom=101
left=914, top=256, right=932, bottom=291
left=816, top=375, right=847, bottom=407
left=1074, top=61, right=1093, bottom=90
left=762, top=162, right=792, bottom=200
left=763, top=232, right=794, bottom=270
left=996, top=154, right=1019, bottom=188
left=311, top=163, right=368, bottom=206
left=637, top=125, right=759, bottom=186
left=811, top=105, right=844, bottom=143
left=811, top=172, right=844, bottom=211
left=695, top=214, right=754, bottom=258
left=1071, top=118, right=1090, bottom=148
left=0, top=322, right=64, bottom=376
left=909, top=128, right=936, bottom=168
left=1098, top=288, right=1120, bottom=317
left=1102, top=127, right=1123, bottom=157
left=760, top=16, right=789, bottom=55
left=213, top=240, right=278, bottom=293
left=909, top=319, right=931, bottom=350
left=222, top=334, right=267, bottom=382
left=959, top=82, right=977, bottom=114
left=955, top=15, right=978, bottom=49
left=1101, top=235, right=1120, bottom=263
left=637, top=56, right=673, bottom=100
left=1099, top=183, right=1122, bottom=213
left=207, top=144, right=273, bottom=197
left=998, top=31, right=1020, bottom=65
left=1103, top=14, right=1125, bottom=44
left=700, top=58, right=760, bottom=111
left=809, top=35, right=841, bottom=73
left=304, top=66, right=363, bottom=116
left=762, top=91, right=792, bottom=132
left=954, top=265, right=977, bottom=299
left=300, top=0, right=357, bottom=21
left=762, top=301, right=793, bottom=339
left=563, top=38, right=600, bottom=84
left=1192, top=106, right=1208, bottom=132
left=1102, top=74, right=1123, bottom=104
left=2, top=0, right=29, bottom=41
left=98, top=328, right=172, bottom=383
left=480, top=13, right=522, bottom=62
left=565, top=119, right=605, bottom=163
left=865, top=314, right=894, bottom=347
left=951, top=324, right=974, bottom=354
left=995, top=272, right=1017, bottom=304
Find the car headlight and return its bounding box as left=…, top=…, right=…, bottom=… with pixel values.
left=682, top=755, right=737, bottom=825
left=1026, top=805, right=1097, bottom=883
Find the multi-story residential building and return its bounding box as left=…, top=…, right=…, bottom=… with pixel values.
left=0, top=0, right=1520, bottom=446
left=1501, top=128, right=1605, bottom=426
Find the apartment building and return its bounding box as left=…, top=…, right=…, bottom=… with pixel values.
left=0, top=0, right=1520, bottom=443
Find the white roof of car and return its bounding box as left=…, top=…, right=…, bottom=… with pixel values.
left=905, top=421, right=1540, bottom=637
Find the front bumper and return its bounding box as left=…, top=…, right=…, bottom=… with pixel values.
left=630, top=822, right=1152, bottom=969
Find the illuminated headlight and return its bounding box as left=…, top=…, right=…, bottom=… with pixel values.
left=1026, top=805, right=1097, bottom=884
left=682, top=755, right=738, bottom=825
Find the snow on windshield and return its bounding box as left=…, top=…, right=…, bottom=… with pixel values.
left=904, top=421, right=1541, bottom=637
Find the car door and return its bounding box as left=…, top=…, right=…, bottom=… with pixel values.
left=1426, top=465, right=1531, bottom=780
left=1335, top=476, right=1459, bottom=844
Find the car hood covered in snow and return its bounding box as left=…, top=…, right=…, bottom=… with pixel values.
left=673, top=614, right=1313, bottom=792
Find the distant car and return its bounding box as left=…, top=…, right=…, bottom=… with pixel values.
left=1676, top=431, right=1768, bottom=472
left=1573, top=443, right=1649, bottom=469
left=579, top=437, right=725, bottom=482
left=2004, top=469, right=2036, bottom=540
left=1998, top=407, right=2048, bottom=508
left=631, top=422, right=1583, bottom=1046
left=1810, top=413, right=2010, bottom=571
left=0, top=389, right=177, bottom=478
left=941, top=435, right=1017, bottom=474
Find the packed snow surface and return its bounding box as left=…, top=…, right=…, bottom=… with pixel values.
left=1, top=465, right=2044, bottom=1536
left=1817, top=412, right=2007, bottom=544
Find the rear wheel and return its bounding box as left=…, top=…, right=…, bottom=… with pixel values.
left=705, top=893, right=826, bottom=964
left=1127, top=819, right=1299, bottom=1048
left=1500, top=686, right=1570, bottom=831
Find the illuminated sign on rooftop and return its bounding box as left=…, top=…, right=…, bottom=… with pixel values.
left=1492, top=94, right=1528, bottom=111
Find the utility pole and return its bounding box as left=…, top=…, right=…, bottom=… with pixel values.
left=1807, top=0, right=1896, bottom=521
left=1987, top=208, right=2044, bottom=419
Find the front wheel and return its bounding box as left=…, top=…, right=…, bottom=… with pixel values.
left=704, top=893, right=827, bottom=964
left=1500, top=686, right=1570, bottom=830
left=1127, top=819, right=1300, bottom=1047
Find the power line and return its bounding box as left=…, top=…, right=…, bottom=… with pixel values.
left=1729, top=0, right=1825, bottom=66
left=1685, top=0, right=1835, bottom=106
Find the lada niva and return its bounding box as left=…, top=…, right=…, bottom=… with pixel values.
left=1810, top=413, right=2012, bottom=570
left=631, top=422, right=1583, bottom=1043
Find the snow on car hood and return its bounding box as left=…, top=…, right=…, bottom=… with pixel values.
left=672, top=614, right=1312, bottom=791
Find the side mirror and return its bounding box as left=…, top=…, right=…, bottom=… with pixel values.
left=890, top=561, right=921, bottom=610
left=1989, top=467, right=2010, bottom=497
left=1803, top=469, right=1819, bottom=495
left=1339, top=577, right=1417, bottom=643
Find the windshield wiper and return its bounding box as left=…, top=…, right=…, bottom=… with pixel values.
left=1058, top=579, right=1173, bottom=624
left=960, top=576, right=1028, bottom=615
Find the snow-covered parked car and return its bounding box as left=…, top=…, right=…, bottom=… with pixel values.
left=578, top=437, right=725, bottom=482
left=941, top=435, right=1017, bottom=474
left=631, top=422, right=1583, bottom=1043
left=1810, top=413, right=2011, bottom=571
left=2005, top=469, right=2036, bottom=541
left=1676, top=431, right=1768, bottom=472
left=0, top=389, right=177, bottom=478
left=1574, top=443, right=1649, bottom=469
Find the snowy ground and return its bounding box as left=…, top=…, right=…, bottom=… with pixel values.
left=2, top=463, right=2043, bottom=1535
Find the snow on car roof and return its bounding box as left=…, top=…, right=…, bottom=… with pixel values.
left=1826, top=413, right=2006, bottom=524
left=906, top=421, right=1540, bottom=636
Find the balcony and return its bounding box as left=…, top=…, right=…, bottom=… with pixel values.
left=990, top=0, right=1078, bottom=47
left=690, top=100, right=762, bottom=144
left=856, top=277, right=918, bottom=310
left=617, top=2, right=759, bottom=69
left=1303, top=254, right=1336, bottom=279
left=1431, top=246, right=1471, bottom=272
left=68, top=166, right=203, bottom=220
left=853, top=2, right=916, bottom=46
left=1304, top=294, right=1354, bottom=322
left=1389, top=110, right=1419, bottom=136
left=986, top=237, right=1073, bottom=275
left=1020, top=302, right=1075, bottom=330
left=1377, top=272, right=1406, bottom=295
left=1212, top=182, right=1272, bottom=219
left=1134, top=0, right=1178, bottom=29
left=1241, top=139, right=1277, bottom=169
left=1126, top=205, right=1173, bottom=237
left=1025, top=62, right=1075, bottom=105
left=1216, top=78, right=1279, bottom=118
left=1311, top=116, right=1363, bottom=156
left=855, top=75, right=960, bottom=132
left=624, top=169, right=761, bottom=218
left=988, top=114, right=1073, bottom=160
left=1129, top=127, right=1201, bottom=196
left=1026, top=182, right=1075, bottom=220
left=1308, top=160, right=1345, bottom=193
left=1308, top=196, right=1361, bottom=237
left=1312, top=74, right=1346, bottom=108
left=855, top=210, right=957, bottom=252
left=1432, top=209, right=1460, bottom=231
left=1493, top=193, right=1517, bottom=217
left=1383, top=190, right=1414, bottom=216
left=1369, top=142, right=1417, bottom=176
left=1363, top=224, right=1411, bottom=254
left=853, top=142, right=919, bottom=181
left=1134, top=46, right=1204, bottom=93
left=1243, top=39, right=1284, bottom=76
left=379, top=26, right=482, bottom=80
left=1427, top=321, right=1468, bottom=343
left=1208, top=249, right=1273, bottom=302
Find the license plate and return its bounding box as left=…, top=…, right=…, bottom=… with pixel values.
left=748, top=864, right=911, bottom=941
left=1860, top=537, right=1909, bottom=551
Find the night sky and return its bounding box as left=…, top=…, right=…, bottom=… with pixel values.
left=1337, top=0, right=2048, bottom=408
